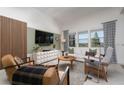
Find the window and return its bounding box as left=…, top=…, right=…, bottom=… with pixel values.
left=90, top=30, right=104, bottom=47
left=69, top=33, right=76, bottom=47
left=78, top=31, right=88, bottom=47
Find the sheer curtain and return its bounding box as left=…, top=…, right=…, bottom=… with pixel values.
left=103, top=20, right=117, bottom=63
left=63, top=30, right=69, bottom=52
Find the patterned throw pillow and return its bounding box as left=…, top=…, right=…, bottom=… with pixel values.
left=89, top=49, right=97, bottom=54
left=85, top=49, right=97, bottom=57
left=14, top=56, right=24, bottom=65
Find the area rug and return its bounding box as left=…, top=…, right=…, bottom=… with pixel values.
left=48, top=59, right=124, bottom=85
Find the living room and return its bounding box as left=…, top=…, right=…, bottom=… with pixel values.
left=0, top=7, right=124, bottom=85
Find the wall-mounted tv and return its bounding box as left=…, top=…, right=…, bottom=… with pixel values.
left=35, top=30, right=53, bottom=44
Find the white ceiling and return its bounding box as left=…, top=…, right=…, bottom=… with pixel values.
left=6, top=7, right=118, bottom=30
left=34, top=7, right=111, bottom=28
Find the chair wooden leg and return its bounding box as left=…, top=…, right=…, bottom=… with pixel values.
left=70, top=61, right=73, bottom=69
left=84, top=65, right=88, bottom=74
left=85, top=65, right=108, bottom=82
left=104, top=74, right=108, bottom=82
left=84, top=75, right=88, bottom=81
left=67, top=67, right=70, bottom=85
left=103, top=69, right=108, bottom=82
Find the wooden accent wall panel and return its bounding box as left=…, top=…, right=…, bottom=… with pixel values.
left=0, top=16, right=27, bottom=67
left=11, top=19, right=27, bottom=58
left=21, top=22, right=27, bottom=58
left=1, top=16, right=12, bottom=56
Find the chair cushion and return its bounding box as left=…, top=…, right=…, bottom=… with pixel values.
left=86, top=61, right=102, bottom=69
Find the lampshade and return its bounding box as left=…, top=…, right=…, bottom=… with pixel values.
left=61, top=39, right=66, bottom=43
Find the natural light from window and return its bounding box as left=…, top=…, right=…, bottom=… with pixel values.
left=91, top=30, right=104, bottom=47
left=78, top=32, right=88, bottom=47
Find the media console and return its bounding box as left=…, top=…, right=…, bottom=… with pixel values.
left=32, top=50, right=61, bottom=64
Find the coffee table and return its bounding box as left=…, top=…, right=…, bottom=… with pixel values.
left=58, top=56, right=76, bottom=68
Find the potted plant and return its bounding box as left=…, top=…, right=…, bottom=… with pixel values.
left=33, top=44, right=42, bottom=52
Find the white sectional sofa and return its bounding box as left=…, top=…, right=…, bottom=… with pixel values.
left=32, top=50, right=61, bottom=64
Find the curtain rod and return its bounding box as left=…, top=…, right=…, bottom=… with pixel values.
left=101, top=19, right=117, bottom=24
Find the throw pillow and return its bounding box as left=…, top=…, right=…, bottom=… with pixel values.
left=89, top=49, right=97, bottom=54
left=85, top=49, right=97, bottom=57
left=85, top=51, right=95, bottom=56
left=68, top=48, right=74, bottom=54
left=14, top=56, right=24, bottom=66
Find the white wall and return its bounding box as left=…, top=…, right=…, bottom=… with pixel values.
left=27, top=27, right=61, bottom=53
left=27, top=28, right=53, bottom=53
left=63, top=8, right=124, bottom=64
left=0, top=7, right=60, bottom=34
left=116, top=14, right=124, bottom=65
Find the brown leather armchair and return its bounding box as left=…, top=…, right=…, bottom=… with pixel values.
left=2, top=54, right=70, bottom=85
left=1, top=54, right=34, bottom=81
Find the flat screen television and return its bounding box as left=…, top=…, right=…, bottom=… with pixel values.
left=35, top=30, right=53, bottom=44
